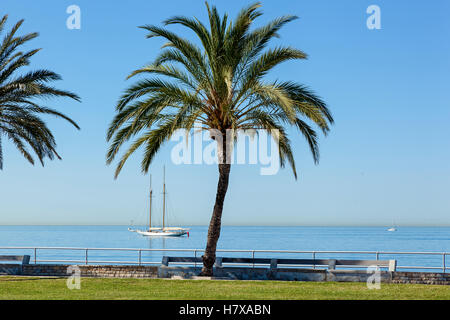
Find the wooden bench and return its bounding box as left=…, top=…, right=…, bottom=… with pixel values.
left=0, top=255, right=31, bottom=265
left=161, top=256, right=396, bottom=272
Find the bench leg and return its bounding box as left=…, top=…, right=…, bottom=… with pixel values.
left=328, top=259, right=336, bottom=270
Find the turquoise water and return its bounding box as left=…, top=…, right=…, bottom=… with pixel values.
left=0, top=226, right=449, bottom=271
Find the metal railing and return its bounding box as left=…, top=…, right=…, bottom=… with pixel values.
left=0, top=247, right=447, bottom=272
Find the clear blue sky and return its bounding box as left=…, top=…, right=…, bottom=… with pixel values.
left=1, top=0, right=449, bottom=226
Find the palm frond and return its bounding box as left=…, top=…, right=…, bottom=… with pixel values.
left=0, top=15, right=80, bottom=169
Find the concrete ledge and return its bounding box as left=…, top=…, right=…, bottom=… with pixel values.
left=158, top=266, right=389, bottom=283
left=326, top=269, right=392, bottom=283
left=158, top=266, right=449, bottom=285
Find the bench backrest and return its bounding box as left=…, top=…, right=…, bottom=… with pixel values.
left=162, top=256, right=202, bottom=266
left=161, top=256, right=396, bottom=272
left=0, top=255, right=30, bottom=265
left=218, top=258, right=396, bottom=271
left=330, top=259, right=396, bottom=272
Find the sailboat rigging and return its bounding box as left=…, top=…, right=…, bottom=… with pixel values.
left=128, top=166, right=189, bottom=237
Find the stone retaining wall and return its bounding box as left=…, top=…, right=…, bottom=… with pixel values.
left=0, top=264, right=22, bottom=275
left=20, top=264, right=158, bottom=278
left=0, top=264, right=449, bottom=285
left=391, top=271, right=450, bottom=285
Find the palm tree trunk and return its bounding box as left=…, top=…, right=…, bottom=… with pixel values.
left=200, top=132, right=231, bottom=276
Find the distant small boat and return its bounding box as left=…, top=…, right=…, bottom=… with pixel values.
left=387, top=220, right=398, bottom=232
left=128, top=166, right=189, bottom=237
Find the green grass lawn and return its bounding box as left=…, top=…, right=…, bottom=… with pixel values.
left=0, top=276, right=449, bottom=300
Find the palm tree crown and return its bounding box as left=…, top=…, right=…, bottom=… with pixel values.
left=0, top=15, right=80, bottom=169
left=107, top=2, right=333, bottom=178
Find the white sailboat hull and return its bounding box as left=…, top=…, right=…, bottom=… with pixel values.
left=128, top=228, right=188, bottom=237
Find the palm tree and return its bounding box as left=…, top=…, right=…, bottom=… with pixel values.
left=107, top=2, right=333, bottom=276
left=0, top=15, right=80, bottom=169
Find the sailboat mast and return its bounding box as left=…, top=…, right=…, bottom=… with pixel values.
left=162, top=166, right=166, bottom=230
left=149, top=174, right=152, bottom=230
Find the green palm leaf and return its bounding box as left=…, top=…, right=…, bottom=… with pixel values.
left=0, top=15, right=80, bottom=169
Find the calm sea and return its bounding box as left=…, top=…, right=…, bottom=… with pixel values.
left=1, top=226, right=449, bottom=271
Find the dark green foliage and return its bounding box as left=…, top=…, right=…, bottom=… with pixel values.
left=107, top=2, right=333, bottom=179
left=0, top=15, right=80, bottom=169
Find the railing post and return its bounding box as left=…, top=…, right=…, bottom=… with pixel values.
left=194, top=250, right=197, bottom=269
left=34, top=248, right=37, bottom=264
left=138, top=249, right=142, bottom=266
left=312, top=252, right=316, bottom=269
left=252, top=250, right=255, bottom=269
left=85, top=248, right=88, bottom=265
left=376, top=252, right=379, bottom=260
left=443, top=253, right=446, bottom=273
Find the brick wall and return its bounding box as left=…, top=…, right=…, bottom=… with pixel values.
left=21, top=264, right=159, bottom=278
left=391, top=271, right=450, bottom=285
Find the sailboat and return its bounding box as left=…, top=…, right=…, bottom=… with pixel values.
left=387, top=220, right=397, bottom=232
left=128, top=167, right=189, bottom=237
